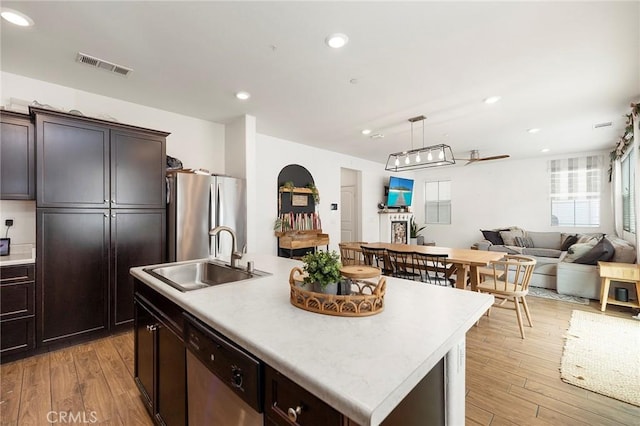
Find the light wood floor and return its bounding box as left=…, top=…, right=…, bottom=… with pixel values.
left=465, top=296, right=640, bottom=426
left=1, top=297, right=638, bottom=425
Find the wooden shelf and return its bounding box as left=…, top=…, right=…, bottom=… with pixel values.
left=278, top=232, right=329, bottom=250
left=274, top=229, right=322, bottom=238
left=279, top=187, right=313, bottom=194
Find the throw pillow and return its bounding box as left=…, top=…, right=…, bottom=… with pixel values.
left=574, top=237, right=615, bottom=265
left=608, top=236, right=637, bottom=263
left=564, top=240, right=598, bottom=263
left=576, top=233, right=601, bottom=244
left=560, top=234, right=579, bottom=251
left=481, top=229, right=504, bottom=245
left=527, top=231, right=562, bottom=250
left=514, top=236, right=534, bottom=248
left=499, top=229, right=525, bottom=246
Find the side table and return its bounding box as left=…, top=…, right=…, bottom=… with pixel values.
left=597, top=261, right=640, bottom=312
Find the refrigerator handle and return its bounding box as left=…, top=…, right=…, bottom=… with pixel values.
left=217, top=181, right=224, bottom=227
left=210, top=183, right=217, bottom=257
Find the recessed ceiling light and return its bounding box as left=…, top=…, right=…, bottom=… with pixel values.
left=235, top=91, right=251, bottom=100
left=361, top=129, right=371, bottom=135
left=541, top=148, right=550, bottom=153
left=483, top=96, right=501, bottom=104
left=527, top=128, right=540, bottom=134
left=1, top=8, right=34, bottom=27
left=325, top=33, right=349, bottom=49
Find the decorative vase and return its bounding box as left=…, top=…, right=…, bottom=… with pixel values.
left=313, top=281, right=338, bottom=295
left=410, top=237, right=418, bottom=246
left=417, top=235, right=424, bottom=245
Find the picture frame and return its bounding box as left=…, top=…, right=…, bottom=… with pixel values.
left=291, top=194, right=309, bottom=207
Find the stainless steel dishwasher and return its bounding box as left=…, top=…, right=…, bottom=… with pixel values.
left=184, top=314, right=263, bottom=426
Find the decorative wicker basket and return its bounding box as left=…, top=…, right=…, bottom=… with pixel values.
left=288, top=267, right=386, bottom=317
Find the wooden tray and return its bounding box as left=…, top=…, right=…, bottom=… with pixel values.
left=288, top=267, right=386, bottom=317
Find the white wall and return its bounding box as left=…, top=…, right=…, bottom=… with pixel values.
left=1, top=72, right=225, bottom=173
left=412, top=151, right=614, bottom=248
left=253, top=134, right=390, bottom=255
left=0, top=200, right=36, bottom=245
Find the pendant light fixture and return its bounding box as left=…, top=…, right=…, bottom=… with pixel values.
left=385, top=115, right=455, bottom=171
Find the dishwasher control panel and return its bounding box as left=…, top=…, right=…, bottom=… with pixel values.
left=184, top=314, right=263, bottom=412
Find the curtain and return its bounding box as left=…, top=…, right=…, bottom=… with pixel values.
left=612, top=159, right=623, bottom=237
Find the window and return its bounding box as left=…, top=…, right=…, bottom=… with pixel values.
left=549, top=156, right=601, bottom=227
left=621, top=148, right=636, bottom=234
left=425, top=180, right=451, bottom=224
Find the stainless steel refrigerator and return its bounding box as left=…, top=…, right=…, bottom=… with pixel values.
left=167, top=171, right=246, bottom=262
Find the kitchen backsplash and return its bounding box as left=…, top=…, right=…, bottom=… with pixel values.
left=0, top=200, right=36, bottom=244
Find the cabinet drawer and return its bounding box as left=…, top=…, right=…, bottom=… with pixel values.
left=0, top=281, right=35, bottom=319
left=265, top=365, right=341, bottom=426
left=0, top=264, right=35, bottom=284
left=1, top=317, right=35, bottom=355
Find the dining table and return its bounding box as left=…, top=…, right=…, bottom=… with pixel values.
left=342, top=242, right=507, bottom=290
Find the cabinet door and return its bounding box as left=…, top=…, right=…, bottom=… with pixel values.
left=134, top=299, right=156, bottom=414
left=37, top=209, right=109, bottom=345
left=36, top=114, right=109, bottom=208
left=111, top=209, right=165, bottom=328
left=111, top=129, right=166, bottom=209
left=156, top=323, right=186, bottom=426
left=0, top=112, right=34, bottom=200
left=0, top=317, right=35, bottom=356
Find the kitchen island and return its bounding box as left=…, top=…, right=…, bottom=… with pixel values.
left=131, top=253, right=493, bottom=425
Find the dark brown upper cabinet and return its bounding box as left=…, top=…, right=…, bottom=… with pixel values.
left=1, top=111, right=35, bottom=200
left=34, top=107, right=168, bottom=209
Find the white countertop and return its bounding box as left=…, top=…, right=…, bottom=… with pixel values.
left=0, top=243, right=35, bottom=266
left=131, top=253, right=493, bottom=425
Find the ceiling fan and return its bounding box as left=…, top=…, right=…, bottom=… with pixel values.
left=463, top=149, right=510, bottom=165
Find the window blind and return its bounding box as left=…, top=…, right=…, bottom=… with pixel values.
left=549, top=156, right=601, bottom=227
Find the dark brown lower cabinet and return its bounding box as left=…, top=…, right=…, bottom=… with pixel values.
left=37, top=209, right=109, bottom=345
left=265, top=365, right=343, bottom=426
left=37, top=208, right=165, bottom=347
left=0, top=264, right=36, bottom=358
left=111, top=209, right=165, bottom=329
left=134, top=285, right=186, bottom=426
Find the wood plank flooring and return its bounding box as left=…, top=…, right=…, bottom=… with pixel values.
left=0, top=332, right=152, bottom=426
left=465, top=295, right=640, bottom=426
left=1, top=296, right=638, bottom=425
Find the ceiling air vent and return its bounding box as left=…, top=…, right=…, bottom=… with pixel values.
left=594, top=121, right=612, bottom=129
left=75, top=52, right=133, bottom=77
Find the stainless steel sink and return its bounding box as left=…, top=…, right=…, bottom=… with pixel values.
left=144, top=260, right=269, bottom=292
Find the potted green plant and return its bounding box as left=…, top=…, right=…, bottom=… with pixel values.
left=410, top=218, right=426, bottom=245
left=301, top=250, right=341, bottom=294
left=305, top=183, right=320, bottom=204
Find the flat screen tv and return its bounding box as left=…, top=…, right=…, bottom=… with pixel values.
left=387, top=176, right=414, bottom=207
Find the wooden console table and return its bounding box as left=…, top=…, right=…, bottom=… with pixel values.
left=597, top=261, right=640, bottom=311
left=276, top=230, right=329, bottom=258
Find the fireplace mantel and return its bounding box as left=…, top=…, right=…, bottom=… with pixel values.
left=379, top=212, right=413, bottom=244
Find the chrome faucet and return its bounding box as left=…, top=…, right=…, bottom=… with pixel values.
left=209, top=226, right=243, bottom=268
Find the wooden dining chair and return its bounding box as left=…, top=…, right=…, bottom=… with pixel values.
left=360, top=246, right=391, bottom=275
left=339, top=242, right=367, bottom=266
left=476, top=255, right=536, bottom=339
left=386, top=249, right=421, bottom=280
left=412, top=252, right=455, bottom=287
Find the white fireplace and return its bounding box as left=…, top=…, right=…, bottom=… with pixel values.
left=379, top=212, right=413, bottom=244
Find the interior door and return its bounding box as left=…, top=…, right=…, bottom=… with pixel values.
left=341, top=185, right=357, bottom=242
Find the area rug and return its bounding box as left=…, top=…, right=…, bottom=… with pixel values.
left=528, top=286, right=590, bottom=305
left=560, top=310, right=640, bottom=406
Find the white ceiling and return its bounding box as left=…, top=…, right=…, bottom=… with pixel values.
left=1, top=1, right=639, bottom=165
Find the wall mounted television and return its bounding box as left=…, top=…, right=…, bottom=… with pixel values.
left=387, top=176, right=414, bottom=207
